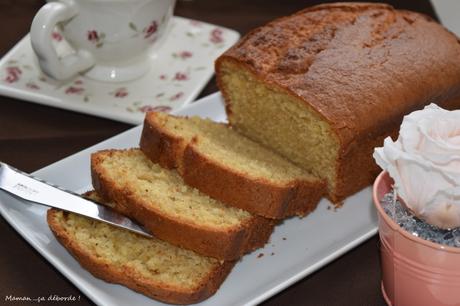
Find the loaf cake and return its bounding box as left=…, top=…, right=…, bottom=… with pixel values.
left=47, top=192, right=234, bottom=305
left=91, top=149, right=275, bottom=260
left=216, top=2, right=460, bottom=202
left=140, top=112, right=325, bottom=219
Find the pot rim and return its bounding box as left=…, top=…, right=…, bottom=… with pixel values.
left=373, top=171, right=460, bottom=254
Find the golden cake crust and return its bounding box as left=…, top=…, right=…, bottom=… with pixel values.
left=91, top=149, right=275, bottom=260
left=217, top=2, right=460, bottom=149
left=47, top=208, right=235, bottom=305
left=140, top=112, right=325, bottom=219
left=216, top=2, right=460, bottom=201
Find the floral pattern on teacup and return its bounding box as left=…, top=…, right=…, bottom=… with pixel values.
left=4, top=66, right=22, bottom=83
left=126, top=101, right=172, bottom=113
left=169, top=92, right=184, bottom=101
left=0, top=17, right=239, bottom=123
left=87, top=30, right=106, bottom=48
left=172, top=51, right=193, bottom=59
left=112, top=87, right=129, bottom=98
left=210, top=28, right=224, bottom=44
left=25, top=82, right=40, bottom=90
left=129, top=18, right=162, bottom=41
left=143, top=21, right=158, bottom=39
left=65, top=86, right=84, bottom=95
left=173, top=72, right=188, bottom=81
left=140, top=105, right=172, bottom=113
left=51, top=31, right=63, bottom=42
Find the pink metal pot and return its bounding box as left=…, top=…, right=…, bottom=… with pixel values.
left=373, top=171, right=460, bottom=306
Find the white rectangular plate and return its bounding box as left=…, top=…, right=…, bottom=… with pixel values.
left=0, top=92, right=378, bottom=306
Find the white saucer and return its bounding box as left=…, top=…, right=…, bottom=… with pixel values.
left=0, top=16, right=239, bottom=124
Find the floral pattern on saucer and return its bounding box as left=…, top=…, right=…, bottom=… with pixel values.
left=0, top=17, right=240, bottom=124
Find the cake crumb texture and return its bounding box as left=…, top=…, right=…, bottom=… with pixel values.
left=91, top=148, right=275, bottom=260
left=140, top=112, right=326, bottom=218
left=47, top=193, right=235, bottom=304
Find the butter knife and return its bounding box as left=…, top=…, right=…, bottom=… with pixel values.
left=0, top=162, right=152, bottom=238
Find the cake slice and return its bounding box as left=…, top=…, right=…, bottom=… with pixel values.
left=47, top=193, right=235, bottom=305
left=140, top=112, right=325, bottom=219
left=91, top=149, right=274, bottom=260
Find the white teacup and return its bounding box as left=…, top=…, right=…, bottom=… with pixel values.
left=31, top=0, right=175, bottom=82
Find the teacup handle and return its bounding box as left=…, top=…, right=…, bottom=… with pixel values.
left=30, top=1, right=95, bottom=80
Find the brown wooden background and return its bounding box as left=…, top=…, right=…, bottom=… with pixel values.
left=0, top=1, right=437, bottom=305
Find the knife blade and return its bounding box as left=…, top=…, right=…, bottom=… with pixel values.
left=0, top=162, right=152, bottom=238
